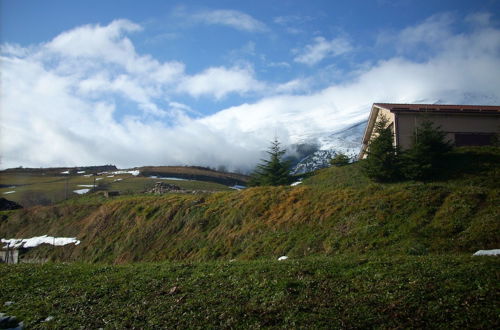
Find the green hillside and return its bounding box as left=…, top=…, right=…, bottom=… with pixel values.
left=1, top=147, right=498, bottom=263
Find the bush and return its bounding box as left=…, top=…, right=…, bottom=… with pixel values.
left=401, top=120, right=453, bottom=181
left=362, top=116, right=401, bottom=182
left=330, top=153, right=350, bottom=167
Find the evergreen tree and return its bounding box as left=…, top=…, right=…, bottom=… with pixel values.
left=330, top=153, right=350, bottom=167
left=402, top=120, right=452, bottom=181
left=362, top=116, right=401, bottom=182
left=249, top=138, right=292, bottom=186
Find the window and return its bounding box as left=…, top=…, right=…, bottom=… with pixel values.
left=454, top=133, right=495, bottom=147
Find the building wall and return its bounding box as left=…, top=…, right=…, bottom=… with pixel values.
left=0, top=249, right=19, bottom=264
left=396, top=113, right=500, bottom=149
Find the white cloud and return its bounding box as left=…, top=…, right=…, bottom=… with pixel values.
left=2, top=14, right=500, bottom=172
left=178, top=66, right=265, bottom=99
left=465, top=12, right=493, bottom=27
left=395, top=13, right=454, bottom=52
left=275, top=79, right=310, bottom=94
left=191, top=9, right=267, bottom=32
left=273, top=15, right=313, bottom=34
left=294, top=36, right=352, bottom=65
left=47, top=19, right=141, bottom=66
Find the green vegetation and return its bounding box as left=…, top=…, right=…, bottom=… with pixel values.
left=249, top=138, right=293, bottom=186
left=0, top=147, right=498, bottom=328
left=138, top=166, right=248, bottom=186
left=1, top=255, right=498, bottom=328
left=402, top=120, right=453, bottom=180
left=329, top=153, right=350, bottom=166
left=1, top=147, right=498, bottom=263
left=362, top=116, right=401, bottom=182
left=362, top=118, right=454, bottom=182
left=0, top=171, right=233, bottom=208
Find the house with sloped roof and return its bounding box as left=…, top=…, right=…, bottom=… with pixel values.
left=359, top=103, right=500, bottom=159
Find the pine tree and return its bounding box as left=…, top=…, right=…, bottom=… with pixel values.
left=249, top=138, right=292, bottom=186
left=330, top=153, right=350, bottom=166
left=362, top=116, right=401, bottom=182
left=402, top=120, right=452, bottom=180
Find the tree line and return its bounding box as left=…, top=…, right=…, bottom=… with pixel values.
left=249, top=118, right=453, bottom=187
left=362, top=116, right=452, bottom=182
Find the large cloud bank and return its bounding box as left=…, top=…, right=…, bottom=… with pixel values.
left=1, top=13, right=500, bottom=171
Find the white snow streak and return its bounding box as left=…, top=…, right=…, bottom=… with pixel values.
left=2, top=235, right=81, bottom=249
left=473, top=249, right=500, bottom=256
left=73, top=188, right=90, bottom=194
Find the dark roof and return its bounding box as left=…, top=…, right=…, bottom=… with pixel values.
left=373, top=103, right=500, bottom=114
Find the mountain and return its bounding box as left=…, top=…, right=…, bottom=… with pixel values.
left=291, top=121, right=366, bottom=174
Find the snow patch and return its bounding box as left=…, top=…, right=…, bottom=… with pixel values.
left=112, top=170, right=140, bottom=176
left=278, top=256, right=288, bottom=261
left=3, top=191, right=16, bottom=194
left=230, top=185, right=246, bottom=190
left=73, top=189, right=90, bottom=194
left=77, top=171, right=86, bottom=174
left=83, top=174, right=92, bottom=177
left=43, top=316, right=54, bottom=322
left=107, top=175, right=115, bottom=178
left=2, top=235, right=81, bottom=249
left=290, top=181, right=302, bottom=186
left=96, top=178, right=103, bottom=181
left=78, top=185, right=94, bottom=187
left=473, top=249, right=500, bottom=256
left=114, top=178, right=123, bottom=182
left=151, top=176, right=189, bottom=181
left=60, top=170, right=69, bottom=174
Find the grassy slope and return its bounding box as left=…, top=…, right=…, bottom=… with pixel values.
left=1, top=256, right=498, bottom=329
left=1, top=147, right=498, bottom=263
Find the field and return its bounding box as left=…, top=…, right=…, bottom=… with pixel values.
left=0, top=169, right=235, bottom=207
left=1, top=255, right=498, bottom=328
left=138, top=166, right=248, bottom=185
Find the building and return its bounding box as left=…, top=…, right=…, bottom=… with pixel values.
left=0, top=247, right=20, bottom=264
left=359, top=103, right=500, bottom=159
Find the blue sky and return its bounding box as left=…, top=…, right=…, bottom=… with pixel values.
left=1, top=0, right=500, bottom=170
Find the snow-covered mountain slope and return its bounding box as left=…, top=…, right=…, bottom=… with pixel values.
left=291, top=121, right=366, bottom=174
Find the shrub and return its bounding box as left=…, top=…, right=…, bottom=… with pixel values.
left=330, top=153, right=350, bottom=167
left=401, top=120, right=453, bottom=181
left=362, top=116, right=401, bottom=182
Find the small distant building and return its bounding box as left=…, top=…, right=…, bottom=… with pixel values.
left=359, top=103, right=500, bottom=159
left=149, top=182, right=182, bottom=194
left=0, top=247, right=20, bottom=264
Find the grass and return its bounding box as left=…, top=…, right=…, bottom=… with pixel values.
left=139, top=165, right=248, bottom=183
left=1, top=255, right=498, bottom=328
left=1, top=147, right=499, bottom=263
left=0, top=147, right=498, bottom=328
left=0, top=172, right=232, bottom=207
